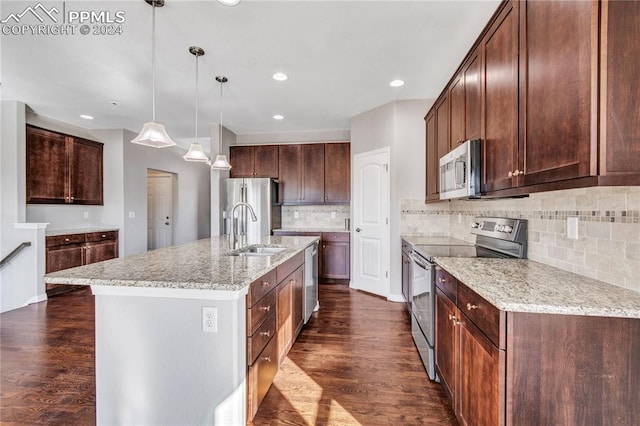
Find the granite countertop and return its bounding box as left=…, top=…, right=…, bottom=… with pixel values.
left=274, top=228, right=350, bottom=233
left=401, top=235, right=472, bottom=247
left=46, top=227, right=119, bottom=236
left=434, top=257, right=640, bottom=319
left=44, top=235, right=319, bottom=292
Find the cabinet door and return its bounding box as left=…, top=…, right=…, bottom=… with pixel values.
left=301, top=143, right=325, bottom=203
left=482, top=0, right=519, bottom=193
left=435, top=289, right=457, bottom=403
left=229, top=146, right=255, bottom=178
left=449, top=74, right=465, bottom=149
left=321, top=241, right=350, bottom=280
left=425, top=111, right=439, bottom=201
left=46, top=245, right=84, bottom=273
left=458, top=312, right=505, bottom=426
left=324, top=143, right=350, bottom=203
left=26, top=126, right=68, bottom=204
left=464, top=49, right=482, bottom=141
left=519, top=0, right=597, bottom=186
left=435, top=94, right=450, bottom=163
left=84, top=241, right=118, bottom=265
left=276, top=278, right=293, bottom=364
left=69, top=138, right=103, bottom=205
left=253, top=145, right=279, bottom=178
left=600, top=0, right=640, bottom=180
left=278, top=144, right=301, bottom=203
left=291, top=266, right=305, bottom=338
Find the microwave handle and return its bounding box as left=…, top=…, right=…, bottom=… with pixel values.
left=454, top=160, right=466, bottom=187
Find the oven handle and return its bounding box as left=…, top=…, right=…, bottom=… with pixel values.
left=410, top=252, right=433, bottom=270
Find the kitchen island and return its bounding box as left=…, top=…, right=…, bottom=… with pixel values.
left=44, top=235, right=319, bottom=426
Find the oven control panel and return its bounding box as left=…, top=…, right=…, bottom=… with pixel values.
left=470, top=217, right=525, bottom=241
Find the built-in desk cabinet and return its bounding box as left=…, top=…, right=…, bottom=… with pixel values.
left=26, top=125, right=104, bottom=205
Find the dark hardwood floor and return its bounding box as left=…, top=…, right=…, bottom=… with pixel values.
left=1, top=284, right=455, bottom=425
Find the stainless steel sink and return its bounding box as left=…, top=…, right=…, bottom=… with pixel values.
left=229, top=245, right=286, bottom=257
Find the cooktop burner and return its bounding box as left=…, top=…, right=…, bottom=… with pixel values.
left=412, top=244, right=511, bottom=261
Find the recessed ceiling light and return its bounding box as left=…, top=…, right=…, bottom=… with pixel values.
left=389, top=79, right=405, bottom=87
left=273, top=114, right=284, bottom=120
left=217, top=0, right=240, bottom=6
left=273, top=72, right=288, bottom=82
left=80, top=114, right=94, bottom=120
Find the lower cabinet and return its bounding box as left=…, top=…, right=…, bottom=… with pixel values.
left=321, top=232, right=350, bottom=281
left=247, top=251, right=305, bottom=421
left=435, top=266, right=640, bottom=425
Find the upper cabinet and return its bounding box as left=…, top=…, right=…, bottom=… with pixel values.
left=599, top=0, right=640, bottom=183
left=324, top=142, right=350, bottom=204
left=26, top=125, right=103, bottom=205
left=278, top=142, right=349, bottom=205
left=425, top=110, right=438, bottom=202
left=427, top=0, right=640, bottom=200
left=229, top=145, right=279, bottom=178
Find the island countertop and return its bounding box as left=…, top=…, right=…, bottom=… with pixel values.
left=434, top=257, right=640, bottom=319
left=44, top=236, right=319, bottom=295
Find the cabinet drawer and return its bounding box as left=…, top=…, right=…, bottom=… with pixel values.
left=247, top=313, right=276, bottom=366
left=247, top=334, right=278, bottom=420
left=247, top=269, right=277, bottom=308
left=46, top=233, right=85, bottom=247
left=247, top=289, right=276, bottom=335
left=85, top=230, right=117, bottom=243
left=276, top=252, right=304, bottom=283
left=435, top=267, right=457, bottom=303
left=457, top=282, right=504, bottom=348
left=322, top=232, right=349, bottom=242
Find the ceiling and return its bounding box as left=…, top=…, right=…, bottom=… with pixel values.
left=1, top=0, right=500, bottom=147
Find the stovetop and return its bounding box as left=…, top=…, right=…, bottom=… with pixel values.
left=412, top=244, right=511, bottom=261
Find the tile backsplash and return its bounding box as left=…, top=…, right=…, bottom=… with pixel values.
left=281, top=205, right=350, bottom=229
left=402, top=186, right=640, bottom=293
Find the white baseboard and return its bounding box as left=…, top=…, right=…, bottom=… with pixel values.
left=26, top=293, right=48, bottom=305
left=386, top=294, right=405, bottom=303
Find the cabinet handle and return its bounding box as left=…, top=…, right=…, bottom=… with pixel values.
left=508, top=169, right=522, bottom=178
left=260, top=331, right=271, bottom=337
left=261, top=356, right=272, bottom=362
left=260, top=305, right=271, bottom=312
left=64, top=238, right=70, bottom=242
left=101, top=234, right=106, bottom=238
left=467, top=303, right=478, bottom=310
left=438, top=277, right=446, bottom=283
left=261, top=281, right=270, bottom=286
left=70, top=196, right=75, bottom=201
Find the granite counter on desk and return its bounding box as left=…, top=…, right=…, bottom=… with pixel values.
left=434, top=257, right=640, bottom=318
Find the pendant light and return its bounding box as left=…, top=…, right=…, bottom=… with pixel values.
left=210, top=76, right=232, bottom=171
left=131, top=0, right=176, bottom=148
left=183, top=46, right=210, bottom=162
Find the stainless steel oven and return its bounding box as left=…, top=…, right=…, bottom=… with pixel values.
left=408, top=217, right=528, bottom=381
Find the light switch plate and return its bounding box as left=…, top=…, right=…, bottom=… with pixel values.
left=128, top=211, right=135, bottom=219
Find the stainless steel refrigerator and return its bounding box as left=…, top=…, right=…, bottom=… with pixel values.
left=222, top=178, right=281, bottom=244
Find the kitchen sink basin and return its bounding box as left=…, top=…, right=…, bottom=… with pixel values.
left=229, top=245, right=286, bottom=257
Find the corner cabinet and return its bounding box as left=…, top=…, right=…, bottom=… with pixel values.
left=27, top=125, right=104, bottom=205
left=229, top=145, right=279, bottom=178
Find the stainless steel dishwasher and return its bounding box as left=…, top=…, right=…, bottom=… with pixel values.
left=304, top=242, right=319, bottom=323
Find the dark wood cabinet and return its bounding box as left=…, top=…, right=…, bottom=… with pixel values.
left=449, top=74, right=465, bottom=150
left=450, top=48, right=482, bottom=151
left=229, top=145, right=279, bottom=178
left=26, top=125, right=103, bottom=205
left=324, top=142, right=350, bottom=204
left=518, top=0, right=597, bottom=187
left=320, top=232, right=350, bottom=281
left=599, top=0, right=640, bottom=183
left=435, top=95, right=450, bottom=165
left=278, top=145, right=302, bottom=204
left=401, top=240, right=411, bottom=310
left=301, top=143, right=325, bottom=203
left=291, top=265, right=305, bottom=339
left=481, top=0, right=520, bottom=194
left=425, top=111, right=439, bottom=202
left=435, top=288, right=457, bottom=403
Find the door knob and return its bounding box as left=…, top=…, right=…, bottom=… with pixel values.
left=355, top=228, right=361, bottom=232
left=165, top=222, right=170, bottom=225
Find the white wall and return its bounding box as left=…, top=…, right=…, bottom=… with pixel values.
left=350, top=99, right=432, bottom=300
left=123, top=129, right=211, bottom=256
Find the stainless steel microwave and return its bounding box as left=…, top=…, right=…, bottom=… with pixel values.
left=439, top=139, right=481, bottom=200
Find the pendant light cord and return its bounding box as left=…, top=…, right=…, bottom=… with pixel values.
left=151, top=3, right=156, bottom=121
left=219, top=81, right=223, bottom=153
left=195, top=53, right=199, bottom=142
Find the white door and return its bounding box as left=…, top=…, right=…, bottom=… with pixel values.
left=351, top=148, right=390, bottom=297
left=147, top=172, right=173, bottom=250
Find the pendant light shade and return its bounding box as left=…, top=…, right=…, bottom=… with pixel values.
left=183, top=46, right=210, bottom=162
left=132, top=0, right=176, bottom=148
left=210, top=76, right=232, bottom=171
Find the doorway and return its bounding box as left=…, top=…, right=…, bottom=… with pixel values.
left=351, top=148, right=390, bottom=298
left=147, top=169, right=175, bottom=250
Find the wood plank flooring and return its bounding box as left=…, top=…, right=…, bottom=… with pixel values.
left=1, top=284, right=456, bottom=425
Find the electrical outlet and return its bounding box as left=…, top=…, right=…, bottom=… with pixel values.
left=202, top=307, right=218, bottom=333
left=294, top=211, right=299, bottom=219
left=83, top=211, right=89, bottom=219
left=128, top=211, right=135, bottom=219
left=567, top=217, right=579, bottom=240
left=331, top=211, right=336, bottom=219
left=458, top=213, right=462, bottom=224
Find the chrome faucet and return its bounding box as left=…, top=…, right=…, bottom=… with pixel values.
left=229, top=202, right=258, bottom=250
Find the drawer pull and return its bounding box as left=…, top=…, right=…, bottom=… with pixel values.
left=261, top=356, right=272, bottom=362
left=261, top=281, right=270, bottom=286
left=467, top=303, right=478, bottom=310
left=438, top=277, right=446, bottom=283
left=260, top=305, right=271, bottom=312
left=64, top=238, right=70, bottom=242
left=260, top=331, right=271, bottom=337
left=101, top=234, right=106, bottom=238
